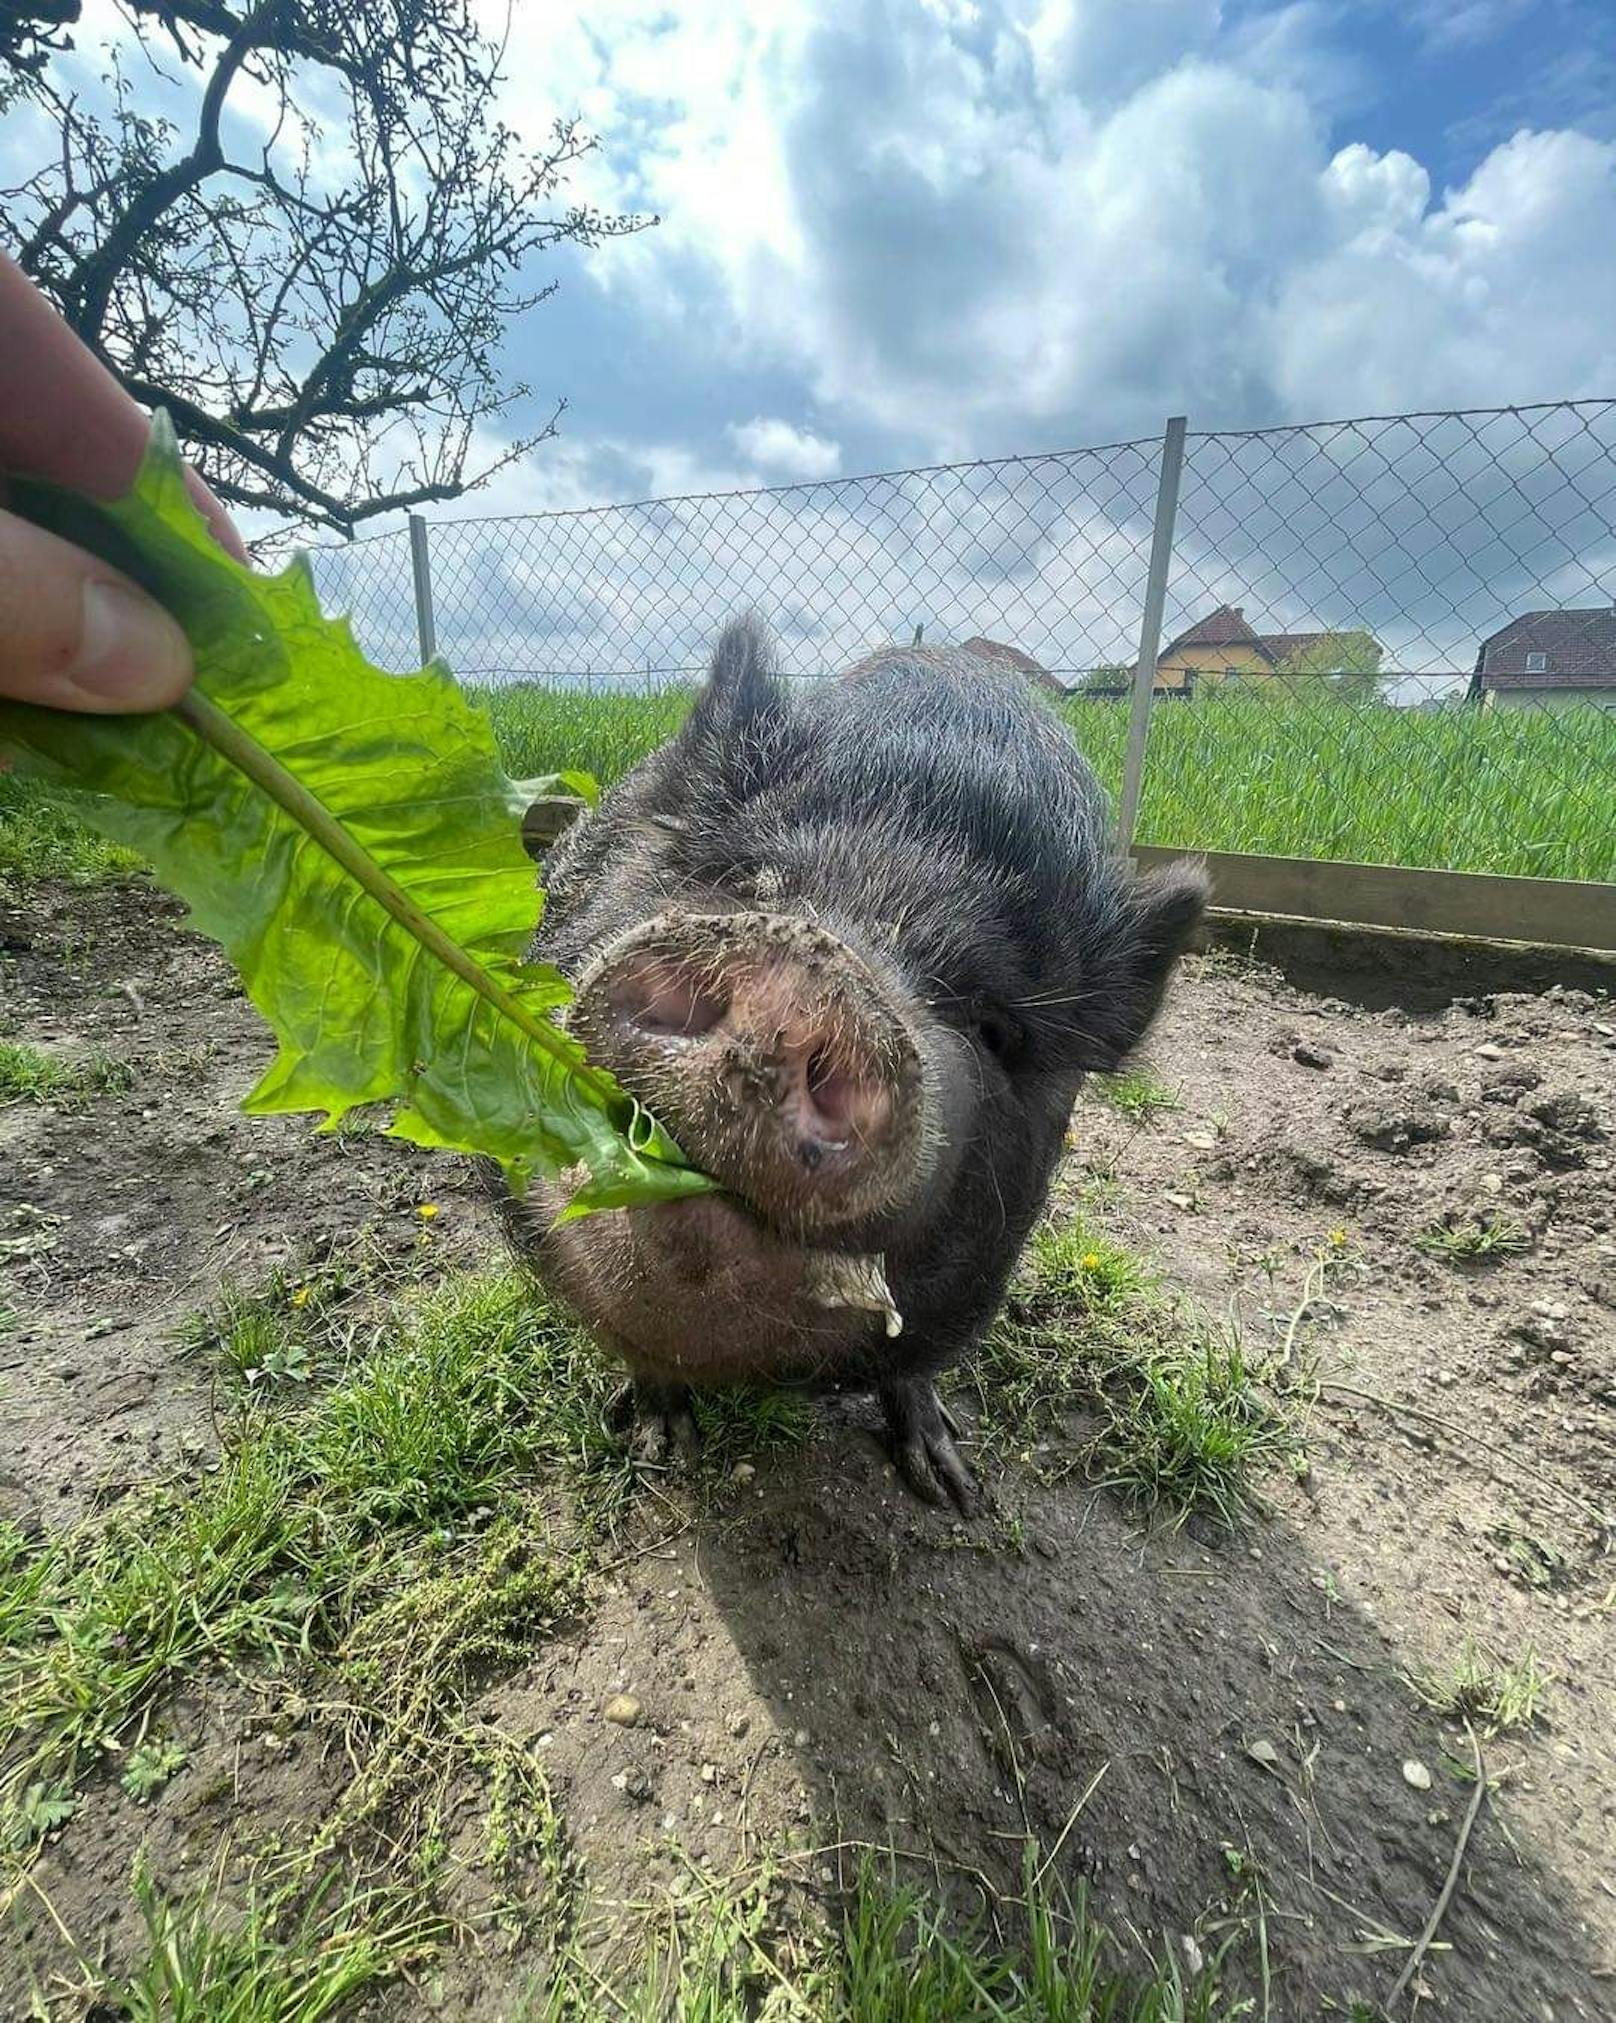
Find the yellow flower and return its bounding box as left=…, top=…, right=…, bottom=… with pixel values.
left=1328, top=1228, right=1347, bottom=1248
left=1081, top=1252, right=1104, bottom=1272
left=416, top=1203, right=441, bottom=1221
left=290, top=1284, right=313, bottom=1309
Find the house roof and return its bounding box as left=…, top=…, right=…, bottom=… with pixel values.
left=1160, top=605, right=1377, bottom=671
left=1475, top=607, right=1616, bottom=689
left=959, top=635, right=1065, bottom=694
left=1161, top=605, right=1264, bottom=655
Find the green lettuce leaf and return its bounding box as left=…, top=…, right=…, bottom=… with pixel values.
left=0, top=414, right=711, bottom=1215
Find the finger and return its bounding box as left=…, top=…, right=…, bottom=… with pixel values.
left=0, top=253, right=246, bottom=563
left=0, top=505, right=192, bottom=713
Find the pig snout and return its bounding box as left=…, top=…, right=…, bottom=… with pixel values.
left=569, top=912, right=929, bottom=1234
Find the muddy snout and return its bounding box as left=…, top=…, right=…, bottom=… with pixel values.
left=569, top=912, right=928, bottom=1233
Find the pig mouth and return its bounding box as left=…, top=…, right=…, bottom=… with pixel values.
left=530, top=1181, right=904, bottom=1387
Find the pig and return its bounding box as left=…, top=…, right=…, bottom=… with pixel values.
left=496, top=618, right=1207, bottom=1511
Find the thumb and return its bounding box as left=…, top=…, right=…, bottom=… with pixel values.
left=0, top=502, right=193, bottom=714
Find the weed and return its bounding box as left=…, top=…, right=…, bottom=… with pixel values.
left=1415, top=1214, right=1531, bottom=1263
left=1412, top=1639, right=1550, bottom=1733
left=691, top=1384, right=816, bottom=1471
left=0, top=1039, right=134, bottom=1107
left=120, top=1737, right=189, bottom=1802
left=1028, top=1216, right=1155, bottom=1317
left=3, top=1779, right=76, bottom=1851
left=1092, top=1068, right=1182, bottom=1122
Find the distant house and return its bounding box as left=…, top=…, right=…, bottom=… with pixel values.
left=1469, top=608, right=1616, bottom=713
left=958, top=635, right=1067, bottom=698
left=1155, top=605, right=1383, bottom=696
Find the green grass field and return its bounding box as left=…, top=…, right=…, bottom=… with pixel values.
left=479, top=682, right=1616, bottom=885
left=3, top=681, right=1613, bottom=887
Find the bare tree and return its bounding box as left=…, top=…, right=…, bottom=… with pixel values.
left=4, top=2, right=653, bottom=534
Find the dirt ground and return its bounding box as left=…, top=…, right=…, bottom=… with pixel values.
left=2, top=877, right=1613, bottom=2019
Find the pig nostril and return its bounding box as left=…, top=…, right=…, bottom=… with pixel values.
left=804, top=1050, right=861, bottom=1145
left=606, top=960, right=729, bottom=1040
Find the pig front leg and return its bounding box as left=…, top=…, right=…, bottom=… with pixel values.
left=609, top=1375, right=703, bottom=1473
left=877, top=1371, right=981, bottom=1517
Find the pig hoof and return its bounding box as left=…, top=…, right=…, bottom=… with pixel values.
left=611, top=1380, right=703, bottom=1474
left=879, top=1377, right=981, bottom=1517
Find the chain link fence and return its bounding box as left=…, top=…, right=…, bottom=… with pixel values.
left=301, top=399, right=1616, bottom=892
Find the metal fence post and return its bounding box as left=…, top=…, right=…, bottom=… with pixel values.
left=408, top=513, right=437, bottom=665
left=1116, top=415, right=1187, bottom=854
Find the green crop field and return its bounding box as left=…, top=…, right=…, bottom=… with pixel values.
left=478, top=680, right=1616, bottom=886
left=3, top=682, right=1613, bottom=888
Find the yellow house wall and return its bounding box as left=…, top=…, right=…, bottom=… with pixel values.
left=1155, top=642, right=1271, bottom=692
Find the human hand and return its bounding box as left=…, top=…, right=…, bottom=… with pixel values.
left=0, top=251, right=247, bottom=715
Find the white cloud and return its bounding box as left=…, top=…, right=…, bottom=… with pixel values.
left=481, top=1, right=1616, bottom=455
left=727, top=417, right=843, bottom=478
left=1270, top=128, right=1616, bottom=415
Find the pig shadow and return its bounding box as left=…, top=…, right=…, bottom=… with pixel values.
left=684, top=1413, right=1609, bottom=2020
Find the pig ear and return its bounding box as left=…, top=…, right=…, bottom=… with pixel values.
left=686, top=615, right=784, bottom=740
left=1081, top=858, right=1210, bottom=1068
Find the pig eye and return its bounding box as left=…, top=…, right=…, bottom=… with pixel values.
left=975, top=1010, right=1023, bottom=1065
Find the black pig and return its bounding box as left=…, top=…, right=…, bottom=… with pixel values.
left=498, top=619, right=1206, bottom=1510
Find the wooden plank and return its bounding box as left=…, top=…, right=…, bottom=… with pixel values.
left=1131, top=847, right=1616, bottom=954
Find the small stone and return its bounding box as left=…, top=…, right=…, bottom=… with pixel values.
left=1183, top=1130, right=1218, bottom=1151
left=1292, top=1043, right=1333, bottom=1069
left=725, top=1710, right=750, bottom=1738
left=1480, top=1173, right=1504, bottom=1195
left=1180, top=1935, right=1205, bottom=1977
left=603, top=1694, right=643, bottom=1728
left=793, top=1729, right=810, bottom=1748
left=1402, top=1759, right=1432, bottom=1791
left=731, top=1462, right=756, bottom=1486
left=1475, top=1043, right=1506, bottom=1061
left=1435, top=1369, right=1456, bottom=1387
left=700, top=1762, right=717, bottom=1783
left=1245, top=1738, right=1280, bottom=1768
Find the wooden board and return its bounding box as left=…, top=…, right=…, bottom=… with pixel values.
left=1131, top=848, right=1616, bottom=954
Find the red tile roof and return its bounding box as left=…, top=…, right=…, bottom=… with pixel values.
left=1476, top=608, right=1616, bottom=690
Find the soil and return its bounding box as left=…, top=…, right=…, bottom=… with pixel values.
left=2, top=879, right=1613, bottom=2020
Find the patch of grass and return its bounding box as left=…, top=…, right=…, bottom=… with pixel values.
left=533, top=1845, right=1240, bottom=2021
left=477, top=680, right=692, bottom=792
left=1065, top=687, right=1616, bottom=883
left=1090, top=1327, right=1280, bottom=1530
left=0, top=1038, right=135, bottom=1106
left=103, top=1863, right=438, bottom=2021
left=477, top=681, right=1616, bottom=884
left=0, top=776, right=142, bottom=887
left=972, top=1209, right=1288, bottom=1527
left=1415, top=1213, right=1531, bottom=1263
left=691, top=1383, right=816, bottom=1471
left=0, top=1271, right=616, bottom=1819
left=1412, top=1639, right=1551, bottom=1733
left=1092, top=1068, right=1182, bottom=1123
